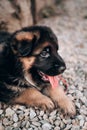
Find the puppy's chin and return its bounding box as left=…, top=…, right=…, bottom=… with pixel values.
left=26, top=68, right=49, bottom=88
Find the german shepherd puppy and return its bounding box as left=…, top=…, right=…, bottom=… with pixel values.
left=0, top=26, right=76, bottom=115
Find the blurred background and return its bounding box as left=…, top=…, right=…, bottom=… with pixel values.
left=0, top=0, right=86, bottom=32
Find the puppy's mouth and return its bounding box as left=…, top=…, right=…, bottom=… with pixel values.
left=38, top=71, right=58, bottom=88
left=30, top=67, right=68, bottom=90
left=38, top=71, right=68, bottom=89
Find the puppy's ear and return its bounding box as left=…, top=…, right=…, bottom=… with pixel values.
left=11, top=31, right=40, bottom=56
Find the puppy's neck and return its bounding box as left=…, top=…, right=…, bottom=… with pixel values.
left=24, top=72, right=36, bottom=87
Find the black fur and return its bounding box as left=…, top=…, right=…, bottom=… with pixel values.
left=0, top=26, right=66, bottom=104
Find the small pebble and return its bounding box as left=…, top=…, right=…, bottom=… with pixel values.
left=50, top=110, right=57, bottom=116
left=42, top=123, right=52, bottom=130
left=0, top=110, right=3, bottom=115
left=28, top=128, right=33, bottom=130
left=80, top=119, right=84, bottom=127
left=5, top=126, right=13, bottom=130
left=40, top=110, right=44, bottom=116
left=13, top=114, right=18, bottom=122
left=76, top=102, right=80, bottom=108
left=30, top=109, right=36, bottom=119
left=6, top=108, right=15, bottom=117
left=3, top=118, right=10, bottom=126
left=85, top=101, right=87, bottom=107
left=26, top=121, right=30, bottom=128
left=54, top=126, right=60, bottom=130
left=84, top=91, right=87, bottom=98
left=64, top=124, right=72, bottom=130
left=55, top=120, right=60, bottom=126
left=32, top=122, right=41, bottom=127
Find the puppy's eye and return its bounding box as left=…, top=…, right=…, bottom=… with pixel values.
left=40, top=51, right=50, bottom=58
left=40, top=49, right=50, bottom=58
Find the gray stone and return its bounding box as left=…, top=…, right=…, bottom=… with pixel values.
left=71, top=126, right=80, bottom=130
left=55, top=120, right=60, bottom=126
left=67, top=119, right=72, bottom=124
left=76, top=102, right=80, bottom=108
left=30, top=109, right=36, bottom=119
left=76, top=91, right=83, bottom=98
left=13, top=122, right=21, bottom=128
left=77, top=115, right=84, bottom=120
left=13, top=113, right=18, bottom=122
left=83, top=122, right=87, bottom=130
left=54, top=126, right=60, bottom=130
left=16, top=110, right=23, bottom=115
left=22, top=128, right=26, bottom=130
left=80, top=119, right=85, bottom=126
left=21, top=121, right=26, bottom=127
left=43, top=114, right=48, bottom=120
left=3, top=118, right=10, bottom=126
left=30, top=124, right=38, bottom=129
left=60, top=122, right=65, bottom=128
left=13, top=123, right=18, bottom=128
left=63, top=119, right=67, bottom=124
left=33, top=128, right=38, bottom=130
left=32, top=122, right=41, bottom=127
left=13, top=128, right=21, bottom=130
left=64, top=124, right=72, bottom=130
left=80, top=108, right=87, bottom=115
left=5, top=127, right=13, bottom=130
left=85, top=100, right=87, bottom=107
left=31, top=117, right=38, bottom=121
left=19, top=114, right=24, bottom=120
left=28, top=128, right=33, bottom=130
left=50, top=110, right=57, bottom=116
left=0, top=110, right=3, bottom=115
left=40, top=110, right=44, bottom=116
left=84, top=91, right=87, bottom=98
left=6, top=108, right=15, bottom=116
left=40, top=120, right=48, bottom=124
left=38, top=127, right=42, bottom=130
left=26, top=121, right=30, bottom=128
left=80, top=96, right=86, bottom=104
left=42, top=123, right=52, bottom=130
left=18, top=106, right=26, bottom=111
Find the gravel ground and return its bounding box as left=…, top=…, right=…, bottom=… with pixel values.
left=0, top=0, right=87, bottom=130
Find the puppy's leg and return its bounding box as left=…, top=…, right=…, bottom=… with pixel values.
left=14, top=88, right=54, bottom=111
left=43, top=86, right=76, bottom=115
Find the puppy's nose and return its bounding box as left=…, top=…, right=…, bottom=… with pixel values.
left=59, top=66, right=66, bottom=73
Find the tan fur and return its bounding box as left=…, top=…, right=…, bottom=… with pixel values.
left=44, top=86, right=76, bottom=115
left=20, top=57, right=35, bottom=70
left=19, top=57, right=36, bottom=86
left=15, top=31, right=40, bottom=41
left=15, top=32, right=34, bottom=41
left=24, top=72, right=36, bottom=87
left=14, top=88, right=54, bottom=110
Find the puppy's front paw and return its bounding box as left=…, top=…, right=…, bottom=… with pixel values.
left=43, top=87, right=76, bottom=115
left=40, top=96, right=54, bottom=111
left=57, top=98, right=76, bottom=116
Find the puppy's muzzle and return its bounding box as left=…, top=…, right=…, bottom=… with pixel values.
left=54, top=63, right=66, bottom=72
left=58, top=66, right=66, bottom=73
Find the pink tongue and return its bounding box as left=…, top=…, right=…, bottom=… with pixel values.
left=47, top=76, right=59, bottom=88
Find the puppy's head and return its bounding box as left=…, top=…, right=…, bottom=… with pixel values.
left=11, top=26, right=66, bottom=87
